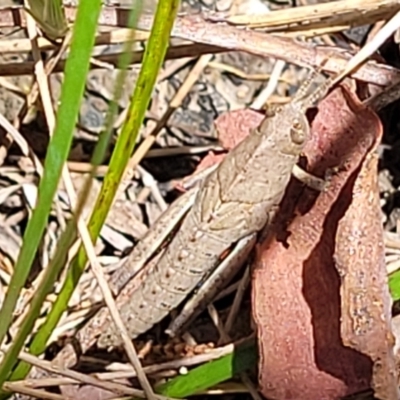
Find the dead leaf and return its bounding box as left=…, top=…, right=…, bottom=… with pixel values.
left=215, top=109, right=263, bottom=150
left=252, top=85, right=397, bottom=399
left=335, top=151, right=397, bottom=398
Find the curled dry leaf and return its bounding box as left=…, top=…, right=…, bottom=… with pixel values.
left=215, top=109, right=264, bottom=150
left=252, top=86, right=398, bottom=399
left=335, top=148, right=397, bottom=398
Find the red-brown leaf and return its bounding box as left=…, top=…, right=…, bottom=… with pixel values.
left=252, top=85, right=397, bottom=399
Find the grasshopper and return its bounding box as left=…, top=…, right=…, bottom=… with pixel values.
left=96, top=71, right=332, bottom=348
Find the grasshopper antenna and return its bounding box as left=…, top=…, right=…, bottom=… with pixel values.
left=299, top=74, right=337, bottom=112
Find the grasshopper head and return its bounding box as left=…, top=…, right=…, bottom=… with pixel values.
left=261, top=71, right=333, bottom=156
left=261, top=101, right=310, bottom=156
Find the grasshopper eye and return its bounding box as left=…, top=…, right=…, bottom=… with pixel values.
left=290, top=119, right=305, bottom=145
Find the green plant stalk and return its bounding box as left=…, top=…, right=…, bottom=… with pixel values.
left=155, top=340, right=257, bottom=398
left=91, top=4, right=144, bottom=168
left=0, top=0, right=102, bottom=389
left=7, top=1, right=144, bottom=384
left=389, top=272, right=400, bottom=301
left=0, top=0, right=99, bottom=364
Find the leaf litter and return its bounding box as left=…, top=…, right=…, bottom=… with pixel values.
left=0, top=0, right=400, bottom=399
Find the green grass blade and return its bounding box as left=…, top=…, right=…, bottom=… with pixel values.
left=91, top=2, right=144, bottom=168
left=0, top=0, right=101, bottom=389
left=156, top=340, right=257, bottom=398
left=389, top=272, right=400, bottom=301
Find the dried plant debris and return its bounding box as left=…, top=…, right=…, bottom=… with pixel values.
left=3, top=0, right=400, bottom=399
